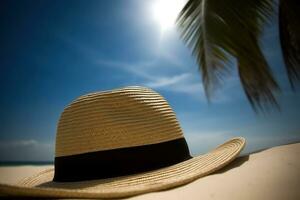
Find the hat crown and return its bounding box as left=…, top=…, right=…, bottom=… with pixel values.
left=55, top=86, right=184, bottom=157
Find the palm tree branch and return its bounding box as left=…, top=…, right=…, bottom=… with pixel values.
left=279, top=0, right=300, bottom=89
left=177, top=0, right=280, bottom=112
left=177, top=0, right=232, bottom=99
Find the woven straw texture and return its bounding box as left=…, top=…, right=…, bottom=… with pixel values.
left=56, top=86, right=183, bottom=157
left=0, top=86, right=246, bottom=198
left=0, top=137, right=245, bottom=198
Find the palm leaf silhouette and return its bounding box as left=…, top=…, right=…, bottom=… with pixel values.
left=177, top=0, right=299, bottom=112
left=279, top=0, right=300, bottom=89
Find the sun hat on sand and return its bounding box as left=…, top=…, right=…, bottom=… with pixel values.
left=0, top=86, right=245, bottom=198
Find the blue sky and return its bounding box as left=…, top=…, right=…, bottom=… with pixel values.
left=0, top=0, right=300, bottom=161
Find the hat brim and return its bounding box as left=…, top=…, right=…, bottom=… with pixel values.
left=0, top=137, right=245, bottom=199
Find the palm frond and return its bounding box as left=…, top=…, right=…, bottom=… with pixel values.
left=279, top=0, right=300, bottom=89
left=237, top=36, right=280, bottom=112
left=177, top=0, right=232, bottom=99
left=177, top=0, right=279, bottom=111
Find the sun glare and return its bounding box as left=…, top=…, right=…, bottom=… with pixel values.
left=152, top=0, right=186, bottom=32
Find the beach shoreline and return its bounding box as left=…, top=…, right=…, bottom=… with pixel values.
left=0, top=142, right=299, bottom=200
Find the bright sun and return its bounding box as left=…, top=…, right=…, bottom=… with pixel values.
left=152, top=0, right=186, bottom=32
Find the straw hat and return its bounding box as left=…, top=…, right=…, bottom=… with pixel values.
left=0, top=86, right=245, bottom=198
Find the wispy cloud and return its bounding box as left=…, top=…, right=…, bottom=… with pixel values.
left=58, top=33, right=204, bottom=94
left=145, top=73, right=190, bottom=88
left=96, top=57, right=206, bottom=97
left=96, top=59, right=157, bottom=80
left=0, top=139, right=38, bottom=148
left=0, top=140, right=54, bottom=161
left=96, top=56, right=242, bottom=103
left=59, top=34, right=238, bottom=103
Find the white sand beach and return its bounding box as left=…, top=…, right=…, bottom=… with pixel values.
left=0, top=143, right=299, bottom=200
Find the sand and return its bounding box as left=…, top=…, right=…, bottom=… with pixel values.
left=0, top=143, right=299, bottom=200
